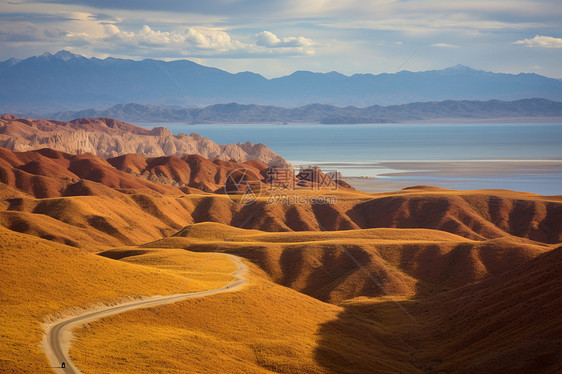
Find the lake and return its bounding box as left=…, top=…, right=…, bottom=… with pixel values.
left=137, top=122, right=562, bottom=195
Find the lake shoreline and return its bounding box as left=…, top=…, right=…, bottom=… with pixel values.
left=342, top=160, right=562, bottom=195
left=139, top=122, right=562, bottom=195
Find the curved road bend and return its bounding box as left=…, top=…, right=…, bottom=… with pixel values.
left=43, top=254, right=248, bottom=373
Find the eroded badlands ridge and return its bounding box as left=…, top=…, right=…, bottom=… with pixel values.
left=0, top=114, right=289, bottom=167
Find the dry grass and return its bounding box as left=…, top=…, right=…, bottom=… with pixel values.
left=1, top=169, right=560, bottom=373
left=171, top=221, right=473, bottom=243
left=145, top=222, right=552, bottom=303
left=69, top=246, right=562, bottom=374
left=0, top=227, right=236, bottom=373
left=70, top=273, right=426, bottom=374
left=64, top=219, right=558, bottom=373
left=3, top=182, right=560, bottom=252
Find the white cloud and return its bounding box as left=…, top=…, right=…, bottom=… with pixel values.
left=256, top=31, right=313, bottom=49
left=104, top=24, right=120, bottom=36
left=513, top=35, right=562, bottom=48
left=431, top=43, right=459, bottom=48
left=63, top=24, right=316, bottom=57
left=101, top=25, right=244, bottom=52
left=256, top=31, right=281, bottom=47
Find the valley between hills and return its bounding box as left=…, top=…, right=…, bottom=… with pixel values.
left=0, top=116, right=561, bottom=373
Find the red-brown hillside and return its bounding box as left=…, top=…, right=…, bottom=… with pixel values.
left=348, top=192, right=562, bottom=243
left=1, top=147, right=561, bottom=246
left=0, top=148, right=180, bottom=197
left=106, top=154, right=148, bottom=175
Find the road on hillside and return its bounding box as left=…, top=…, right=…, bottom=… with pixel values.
left=43, top=254, right=248, bottom=374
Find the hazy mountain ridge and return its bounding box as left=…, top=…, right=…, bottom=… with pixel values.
left=2, top=51, right=562, bottom=112
left=36, top=98, right=562, bottom=124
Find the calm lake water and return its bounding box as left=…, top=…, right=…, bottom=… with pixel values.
left=138, top=122, right=562, bottom=195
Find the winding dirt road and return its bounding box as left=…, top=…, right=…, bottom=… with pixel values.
left=42, top=254, right=248, bottom=373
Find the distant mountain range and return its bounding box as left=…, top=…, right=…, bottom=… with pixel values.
left=2, top=50, right=562, bottom=112
left=27, top=98, right=562, bottom=124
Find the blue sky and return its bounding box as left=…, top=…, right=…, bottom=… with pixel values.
left=1, top=0, right=561, bottom=78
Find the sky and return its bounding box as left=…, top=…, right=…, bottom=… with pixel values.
left=1, top=0, right=561, bottom=78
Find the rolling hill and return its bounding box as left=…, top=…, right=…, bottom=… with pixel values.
left=0, top=225, right=239, bottom=373
left=0, top=145, right=560, bottom=373
left=1, top=147, right=560, bottom=247
left=144, top=222, right=553, bottom=303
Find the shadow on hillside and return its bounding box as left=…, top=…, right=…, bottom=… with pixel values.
left=313, top=299, right=440, bottom=374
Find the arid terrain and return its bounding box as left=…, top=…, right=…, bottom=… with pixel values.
left=0, top=117, right=561, bottom=373
left=0, top=114, right=289, bottom=167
